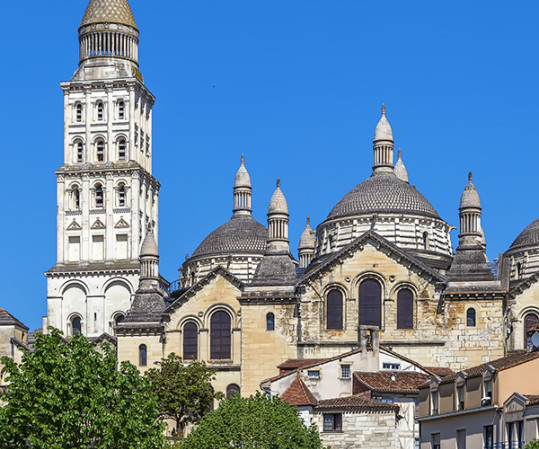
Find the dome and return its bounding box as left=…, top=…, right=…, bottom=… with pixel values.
left=459, top=172, right=481, bottom=209
left=374, top=104, right=393, bottom=141
left=81, top=0, right=138, bottom=29
left=268, top=180, right=288, bottom=214
left=508, top=218, right=539, bottom=252
left=234, top=155, right=251, bottom=188
left=299, top=218, right=316, bottom=250
left=191, top=216, right=267, bottom=259
left=326, top=173, right=440, bottom=221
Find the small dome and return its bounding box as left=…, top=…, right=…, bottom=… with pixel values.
left=191, top=216, right=267, bottom=259
left=374, top=104, right=393, bottom=141
left=394, top=148, right=409, bottom=183
left=234, top=154, right=251, bottom=188
left=299, top=218, right=316, bottom=250
left=326, top=173, right=440, bottom=221
left=507, top=218, right=539, bottom=252
left=268, top=179, right=289, bottom=214
left=140, top=230, right=158, bottom=257
left=459, top=172, right=481, bottom=209
left=81, top=0, right=138, bottom=29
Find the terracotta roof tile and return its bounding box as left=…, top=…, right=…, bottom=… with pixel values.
left=425, top=367, right=455, bottom=377
left=354, top=371, right=432, bottom=394
left=317, top=394, right=399, bottom=413
left=280, top=377, right=318, bottom=407
left=525, top=395, right=539, bottom=406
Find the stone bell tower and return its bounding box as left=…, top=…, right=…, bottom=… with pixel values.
left=45, top=0, right=160, bottom=338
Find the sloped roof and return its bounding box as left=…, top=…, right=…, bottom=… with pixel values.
left=0, top=309, right=28, bottom=330
left=278, top=359, right=328, bottom=371
left=317, top=394, right=399, bottom=412
left=424, top=367, right=455, bottom=377
left=354, top=371, right=431, bottom=394
left=280, top=377, right=318, bottom=407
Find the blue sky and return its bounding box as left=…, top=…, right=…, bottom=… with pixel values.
left=2, top=0, right=539, bottom=331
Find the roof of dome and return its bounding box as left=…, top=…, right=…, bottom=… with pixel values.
left=234, top=154, right=251, bottom=188
left=299, top=218, right=316, bottom=249
left=80, top=0, right=138, bottom=29
left=374, top=104, right=393, bottom=141
left=191, top=215, right=267, bottom=259
left=459, top=172, right=481, bottom=209
left=394, top=148, right=409, bottom=183
left=508, top=218, right=539, bottom=252
left=140, top=229, right=158, bottom=256
left=326, top=173, right=440, bottom=221
left=268, top=179, right=288, bottom=214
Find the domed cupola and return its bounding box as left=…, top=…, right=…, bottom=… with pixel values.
left=505, top=217, right=539, bottom=281
left=180, top=156, right=268, bottom=287
left=313, top=106, right=453, bottom=270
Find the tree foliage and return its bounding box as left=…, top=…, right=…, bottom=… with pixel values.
left=146, top=353, right=223, bottom=437
left=0, top=328, right=165, bottom=449
left=181, top=392, right=326, bottom=449
left=526, top=440, right=539, bottom=449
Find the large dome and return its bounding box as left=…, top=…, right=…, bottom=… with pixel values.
left=326, top=173, right=440, bottom=221
left=191, top=216, right=267, bottom=259
left=508, top=218, right=539, bottom=252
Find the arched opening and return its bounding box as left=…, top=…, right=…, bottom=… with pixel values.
left=326, top=289, right=343, bottom=330
left=118, top=139, right=126, bottom=161
left=183, top=322, right=198, bottom=360
left=226, top=384, right=240, bottom=399
left=95, top=184, right=104, bottom=208
left=210, top=311, right=231, bottom=360
left=467, top=308, right=476, bottom=327
left=76, top=103, right=83, bottom=122
left=266, top=313, right=275, bottom=331
left=118, top=100, right=125, bottom=120
left=76, top=141, right=83, bottom=163
left=397, top=288, right=414, bottom=329
left=359, top=279, right=382, bottom=327
left=72, top=316, right=82, bottom=336
left=139, top=344, right=147, bottom=366
left=96, top=140, right=105, bottom=162
left=114, top=314, right=125, bottom=326
left=73, top=188, right=80, bottom=210
left=97, top=102, right=104, bottom=121
left=423, top=232, right=429, bottom=250
left=517, top=262, right=523, bottom=279
left=524, top=313, right=539, bottom=348
left=118, top=183, right=126, bottom=207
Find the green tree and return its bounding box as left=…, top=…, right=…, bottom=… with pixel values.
left=526, top=439, right=539, bottom=449
left=0, top=328, right=165, bottom=449
left=181, top=391, right=326, bottom=449
left=146, top=353, right=223, bottom=438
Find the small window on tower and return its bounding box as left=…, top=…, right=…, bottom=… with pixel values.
left=73, top=188, right=80, bottom=210
left=467, top=308, right=476, bottom=327
left=76, top=142, right=83, bottom=163
left=95, top=184, right=104, bottom=209
left=118, top=184, right=126, bottom=207
left=96, top=140, right=104, bottom=162
left=118, top=100, right=125, bottom=120
left=76, top=103, right=83, bottom=123
left=97, top=102, right=104, bottom=121
left=118, top=139, right=126, bottom=161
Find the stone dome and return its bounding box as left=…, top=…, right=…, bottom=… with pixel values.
left=268, top=180, right=288, bottom=214
left=191, top=215, right=267, bottom=259
left=508, top=218, right=539, bottom=252
left=299, top=218, right=316, bottom=250
left=374, top=105, right=393, bottom=141
left=140, top=230, right=158, bottom=256
left=459, top=173, right=481, bottom=209
left=326, top=173, right=440, bottom=221
left=235, top=155, right=251, bottom=188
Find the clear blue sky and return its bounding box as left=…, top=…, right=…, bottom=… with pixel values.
left=2, top=0, right=538, bottom=331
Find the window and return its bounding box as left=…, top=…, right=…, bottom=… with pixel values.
left=517, top=262, right=523, bottom=279
left=96, top=140, right=105, bottom=161
left=467, top=308, right=476, bottom=327
left=431, top=391, right=439, bottom=415
left=307, top=370, right=320, bottom=380
left=359, top=279, right=381, bottom=327
left=226, top=384, right=240, bottom=399
left=72, top=316, right=82, bottom=335
left=327, top=289, right=343, bottom=330
left=524, top=313, right=539, bottom=348
left=118, top=100, right=125, bottom=120
left=76, top=141, right=83, bottom=162
left=432, top=433, right=440, bottom=449
left=383, top=363, right=401, bottom=370
left=266, top=312, right=275, bottom=331
left=95, top=184, right=104, bottom=208
left=457, top=429, right=466, bottom=449
left=114, top=314, right=124, bottom=326
left=76, top=103, right=83, bottom=122
left=210, top=311, right=231, bottom=359
left=457, top=384, right=465, bottom=410
left=183, top=322, right=198, bottom=360
left=397, top=288, right=414, bottom=329
left=483, top=379, right=492, bottom=400
left=118, top=139, right=126, bottom=160
left=97, top=102, right=104, bottom=121
left=423, top=231, right=429, bottom=250
left=118, top=184, right=126, bottom=207
left=323, top=413, right=342, bottom=432
left=139, top=344, right=147, bottom=366
left=484, top=425, right=493, bottom=449
left=73, top=187, right=80, bottom=210
left=340, top=365, right=351, bottom=379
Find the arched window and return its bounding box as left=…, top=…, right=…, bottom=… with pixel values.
left=226, top=384, right=240, bottom=399
left=97, top=102, right=104, bottom=121
left=76, top=103, right=83, bottom=122
left=266, top=313, right=275, bottom=331
left=73, top=187, right=80, bottom=210
left=517, top=262, right=523, bottom=279
left=96, top=140, right=105, bottom=162
left=139, top=344, right=147, bottom=366
left=118, top=100, right=125, bottom=120
left=183, top=322, right=198, bottom=360
left=210, top=311, right=231, bottom=360
left=467, top=308, right=476, bottom=327
left=327, top=289, right=343, bottom=330
left=95, top=184, right=104, bottom=208
left=72, top=316, right=82, bottom=335
left=524, top=313, right=539, bottom=348
left=118, top=139, right=126, bottom=161
left=423, top=232, right=429, bottom=250
left=118, top=183, right=126, bottom=207
left=397, top=288, right=414, bottom=329
left=114, top=314, right=125, bottom=326
left=76, top=141, right=83, bottom=163
left=359, top=279, right=382, bottom=327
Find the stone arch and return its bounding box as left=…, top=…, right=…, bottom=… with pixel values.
left=204, top=303, right=237, bottom=329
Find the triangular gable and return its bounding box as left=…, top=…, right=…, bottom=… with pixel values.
left=91, top=218, right=106, bottom=229
left=164, top=266, right=244, bottom=317
left=298, top=229, right=445, bottom=286
left=67, top=220, right=82, bottom=230
left=115, top=218, right=130, bottom=229
left=280, top=376, right=318, bottom=407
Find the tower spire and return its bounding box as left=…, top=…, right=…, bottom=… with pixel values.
left=298, top=217, right=316, bottom=268
left=372, top=104, right=395, bottom=176
left=394, top=148, right=409, bottom=183
left=267, top=179, right=290, bottom=254
left=233, top=154, right=252, bottom=216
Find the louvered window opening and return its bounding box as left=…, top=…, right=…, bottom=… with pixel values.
left=359, top=279, right=381, bottom=327
left=210, top=311, right=231, bottom=359
left=327, top=289, right=343, bottom=330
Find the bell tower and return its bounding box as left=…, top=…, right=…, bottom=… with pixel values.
left=45, top=0, right=160, bottom=338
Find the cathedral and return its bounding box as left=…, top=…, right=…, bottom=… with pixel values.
left=44, top=0, right=539, bottom=398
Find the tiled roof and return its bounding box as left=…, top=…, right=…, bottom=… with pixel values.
left=525, top=395, right=539, bottom=406
left=507, top=217, right=539, bottom=252
left=280, top=377, right=317, bottom=407
left=317, top=394, right=399, bottom=412
left=354, top=371, right=431, bottom=394
left=81, top=0, right=138, bottom=29
left=277, top=359, right=328, bottom=371
left=0, top=309, right=28, bottom=330
left=424, top=367, right=455, bottom=377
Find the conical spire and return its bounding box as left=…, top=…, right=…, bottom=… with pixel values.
left=233, top=154, right=252, bottom=216
left=298, top=217, right=316, bottom=268
left=372, top=104, right=395, bottom=175
left=374, top=104, right=394, bottom=141
left=81, top=0, right=138, bottom=29
left=267, top=179, right=290, bottom=253
left=140, top=225, right=158, bottom=257
left=139, top=224, right=159, bottom=283
left=268, top=179, right=289, bottom=214
left=459, top=172, right=481, bottom=209
left=394, top=148, right=409, bottom=183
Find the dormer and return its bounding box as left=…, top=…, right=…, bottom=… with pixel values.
left=455, top=372, right=467, bottom=411
left=429, top=377, right=441, bottom=415
left=481, top=365, right=495, bottom=406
